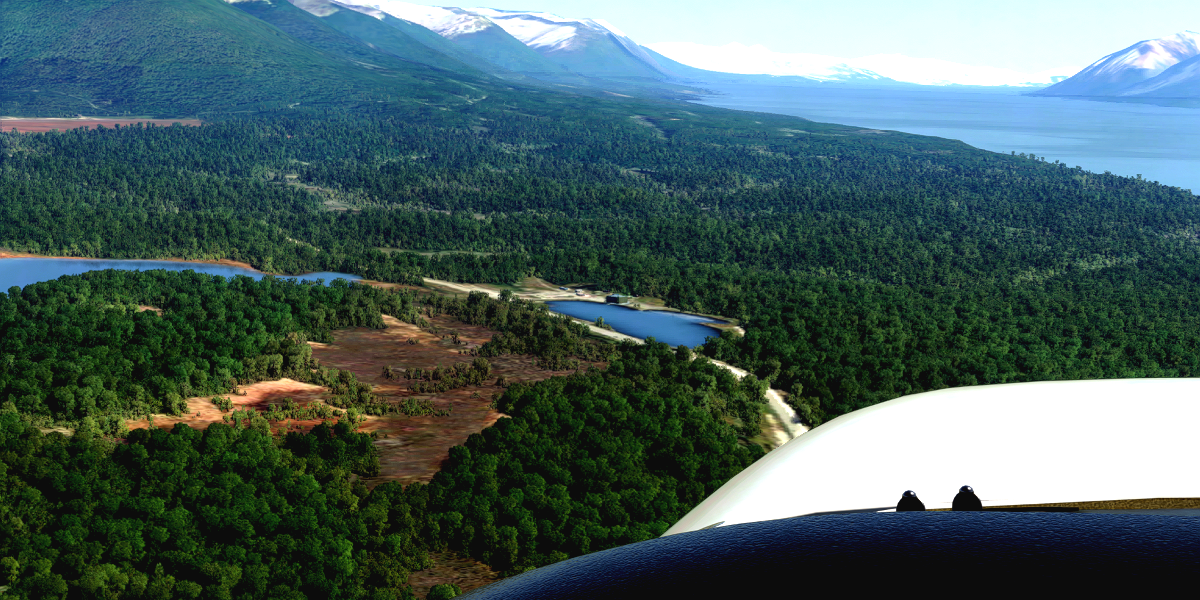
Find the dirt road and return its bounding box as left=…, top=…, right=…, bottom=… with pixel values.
left=708, top=359, right=808, bottom=441
left=561, top=317, right=806, bottom=445
left=423, top=277, right=805, bottom=445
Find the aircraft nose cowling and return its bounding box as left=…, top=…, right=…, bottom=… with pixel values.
left=460, top=512, right=1200, bottom=598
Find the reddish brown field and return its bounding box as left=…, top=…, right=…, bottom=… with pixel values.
left=125, top=379, right=329, bottom=433
left=1, top=118, right=202, bottom=133
left=120, top=303, right=592, bottom=594
left=409, top=551, right=501, bottom=597
left=126, top=313, right=588, bottom=488
left=313, top=314, right=591, bottom=488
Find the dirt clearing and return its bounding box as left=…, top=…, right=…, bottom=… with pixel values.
left=125, top=379, right=329, bottom=432
left=408, top=551, right=501, bottom=598
left=126, top=312, right=590, bottom=488
left=314, top=314, right=593, bottom=487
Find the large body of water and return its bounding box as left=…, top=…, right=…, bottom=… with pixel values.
left=695, top=84, right=1200, bottom=193
left=547, top=301, right=725, bottom=348
left=0, top=257, right=359, bottom=291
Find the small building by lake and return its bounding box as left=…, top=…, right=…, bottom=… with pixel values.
left=606, top=294, right=633, bottom=305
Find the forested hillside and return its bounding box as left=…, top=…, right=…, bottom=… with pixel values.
left=0, top=332, right=762, bottom=598
left=0, top=270, right=418, bottom=428
left=0, top=0, right=495, bottom=117
left=5, top=106, right=1200, bottom=425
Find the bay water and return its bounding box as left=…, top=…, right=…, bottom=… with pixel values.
left=694, top=83, right=1200, bottom=193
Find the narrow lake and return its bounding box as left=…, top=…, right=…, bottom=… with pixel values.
left=0, top=257, right=359, bottom=291
left=547, top=301, right=726, bottom=348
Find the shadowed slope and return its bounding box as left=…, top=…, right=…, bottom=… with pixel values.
left=0, top=0, right=487, bottom=117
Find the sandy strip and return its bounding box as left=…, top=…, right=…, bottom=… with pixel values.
left=561, top=316, right=806, bottom=444
left=1, top=117, right=202, bottom=133
left=708, top=358, right=808, bottom=441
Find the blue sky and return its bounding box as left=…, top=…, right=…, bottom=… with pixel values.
left=422, top=0, right=1200, bottom=71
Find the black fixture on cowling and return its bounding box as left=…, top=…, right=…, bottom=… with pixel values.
left=896, top=490, right=926, bottom=511
left=953, top=485, right=984, bottom=511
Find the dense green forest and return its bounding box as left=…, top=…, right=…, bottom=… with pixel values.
left=0, top=270, right=418, bottom=428
left=6, top=110, right=1200, bottom=425
left=0, top=341, right=762, bottom=598
left=0, top=270, right=629, bottom=431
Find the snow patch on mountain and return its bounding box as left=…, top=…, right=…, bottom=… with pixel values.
left=1118, top=52, right=1200, bottom=96
left=647, top=41, right=1078, bottom=87
left=334, top=1, right=494, bottom=38
left=288, top=0, right=340, bottom=17
left=466, top=8, right=637, bottom=53
left=470, top=9, right=579, bottom=51
left=1090, top=31, right=1200, bottom=76
left=1038, top=31, right=1200, bottom=97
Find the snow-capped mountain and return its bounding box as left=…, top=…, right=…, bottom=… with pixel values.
left=1038, top=31, right=1200, bottom=97
left=467, top=8, right=669, bottom=78
left=1119, top=52, right=1200, bottom=97
left=469, top=8, right=611, bottom=51
left=336, top=1, right=493, bottom=38
left=646, top=42, right=1077, bottom=87
left=273, top=0, right=516, bottom=77
left=284, top=1, right=1093, bottom=92
left=332, top=1, right=671, bottom=81
left=323, top=1, right=578, bottom=77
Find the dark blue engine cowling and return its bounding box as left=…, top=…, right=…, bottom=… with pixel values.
left=461, top=512, right=1200, bottom=597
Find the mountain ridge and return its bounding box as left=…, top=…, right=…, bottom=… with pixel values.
left=0, top=0, right=495, bottom=117
left=1036, top=31, right=1200, bottom=98
left=333, top=1, right=680, bottom=86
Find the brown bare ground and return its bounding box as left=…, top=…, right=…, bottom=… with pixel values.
left=408, top=551, right=501, bottom=598
left=125, top=379, right=329, bottom=433
left=1, top=117, right=202, bottom=133
left=124, top=312, right=588, bottom=488
left=314, top=314, right=592, bottom=488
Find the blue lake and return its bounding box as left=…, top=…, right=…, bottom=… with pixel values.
left=0, top=257, right=360, bottom=291
left=695, top=83, right=1200, bottom=193
left=547, top=301, right=725, bottom=348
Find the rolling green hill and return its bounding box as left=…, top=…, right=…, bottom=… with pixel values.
left=0, top=0, right=490, bottom=117
left=231, top=0, right=487, bottom=78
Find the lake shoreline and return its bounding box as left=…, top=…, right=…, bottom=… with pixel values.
left=687, top=82, right=1200, bottom=194
left=0, top=253, right=360, bottom=292
left=546, top=300, right=727, bottom=348
left=0, top=250, right=260, bottom=272
left=0, top=254, right=745, bottom=336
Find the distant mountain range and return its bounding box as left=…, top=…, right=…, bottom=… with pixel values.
left=0, top=0, right=711, bottom=117
left=312, top=1, right=680, bottom=87
left=324, top=2, right=1088, bottom=89
left=1036, top=31, right=1200, bottom=98
left=646, top=42, right=1078, bottom=88
left=15, top=0, right=1185, bottom=120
